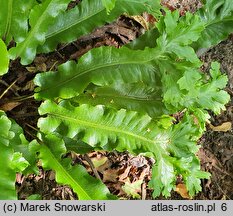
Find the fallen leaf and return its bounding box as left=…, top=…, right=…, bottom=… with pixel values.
left=91, top=156, right=108, bottom=168
left=0, top=101, right=21, bottom=111
left=16, top=173, right=24, bottom=184
left=26, top=66, right=37, bottom=73
left=209, top=122, right=232, bottom=132
left=21, top=80, right=35, bottom=91
left=122, top=14, right=149, bottom=30
left=142, top=12, right=156, bottom=25
left=139, top=166, right=150, bottom=180
left=97, top=159, right=112, bottom=173
left=48, top=171, right=55, bottom=181
left=130, top=156, right=147, bottom=168
left=175, top=183, right=191, bottom=199
left=102, top=168, right=120, bottom=183
left=118, top=166, right=132, bottom=182
left=122, top=179, right=143, bottom=199
left=36, top=63, right=47, bottom=72
left=107, top=182, right=126, bottom=197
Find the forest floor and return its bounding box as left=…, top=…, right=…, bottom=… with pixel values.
left=0, top=0, right=232, bottom=200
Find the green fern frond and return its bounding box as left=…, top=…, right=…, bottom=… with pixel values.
left=9, top=0, right=71, bottom=65
left=73, top=83, right=166, bottom=118
left=0, top=0, right=35, bottom=44
left=32, top=135, right=117, bottom=200
left=34, top=46, right=159, bottom=100
left=40, top=0, right=160, bottom=53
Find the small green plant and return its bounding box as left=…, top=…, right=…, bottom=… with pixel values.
left=0, top=0, right=232, bottom=199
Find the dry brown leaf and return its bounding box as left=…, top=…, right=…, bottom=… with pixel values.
left=107, top=182, right=126, bottom=197
left=97, top=159, right=112, bottom=173
left=26, top=63, right=46, bottom=73
left=21, top=80, right=35, bottom=92
left=36, top=63, right=47, bottom=72
left=209, top=122, right=232, bottom=132
left=139, top=166, right=150, bottom=180
left=0, top=101, right=21, bottom=111
left=48, top=171, right=55, bottom=181
left=192, top=115, right=199, bottom=126
left=16, top=173, right=24, bottom=184
left=118, top=166, right=132, bottom=182
left=122, top=14, right=149, bottom=30
left=142, top=12, right=156, bottom=24
left=102, top=168, right=120, bottom=183
left=175, top=183, right=191, bottom=199
left=130, top=156, right=147, bottom=168
left=26, top=66, right=37, bottom=73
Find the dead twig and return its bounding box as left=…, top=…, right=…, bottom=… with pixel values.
left=83, top=154, right=102, bottom=181
left=0, top=79, right=18, bottom=99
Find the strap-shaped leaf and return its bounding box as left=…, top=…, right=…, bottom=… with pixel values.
left=196, top=0, right=233, bottom=48
left=9, top=0, right=70, bottom=65
left=34, top=10, right=204, bottom=101
left=38, top=100, right=169, bottom=156
left=0, top=143, right=16, bottom=199
left=0, top=0, right=34, bottom=44
left=0, top=39, right=9, bottom=75
left=39, top=0, right=158, bottom=53
left=34, top=46, right=159, bottom=100
left=0, top=111, right=14, bottom=146
left=33, top=135, right=117, bottom=200
left=10, top=119, right=38, bottom=174
left=73, top=83, right=166, bottom=118
left=37, top=100, right=174, bottom=197
left=0, top=111, right=30, bottom=199
left=38, top=101, right=209, bottom=197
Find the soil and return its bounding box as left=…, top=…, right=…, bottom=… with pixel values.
left=0, top=0, right=232, bottom=200
left=196, top=36, right=233, bottom=200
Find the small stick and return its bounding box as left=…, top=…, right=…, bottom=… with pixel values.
left=141, top=182, right=147, bottom=200
left=13, top=94, right=34, bottom=101
left=0, top=79, right=18, bottom=99
left=49, top=61, right=59, bottom=71
left=25, top=123, right=39, bottom=132
left=24, top=129, right=37, bottom=140
left=83, top=154, right=102, bottom=181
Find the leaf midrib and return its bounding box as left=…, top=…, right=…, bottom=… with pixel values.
left=48, top=111, right=163, bottom=147
left=12, top=0, right=52, bottom=58
left=42, top=145, right=91, bottom=199
left=83, top=91, right=162, bottom=102
left=206, top=16, right=233, bottom=27
left=3, top=0, right=13, bottom=40
left=38, top=52, right=156, bottom=94
left=45, top=0, right=147, bottom=39
left=45, top=3, right=104, bottom=39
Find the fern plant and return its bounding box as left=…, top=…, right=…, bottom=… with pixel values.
left=0, top=0, right=232, bottom=199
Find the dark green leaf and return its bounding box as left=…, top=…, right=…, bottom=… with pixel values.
left=9, top=0, right=71, bottom=65
left=0, top=39, right=9, bottom=75
left=196, top=0, right=233, bottom=48
left=40, top=0, right=159, bottom=53
left=73, top=83, right=166, bottom=118
left=34, top=47, right=159, bottom=100
left=33, top=135, right=116, bottom=199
